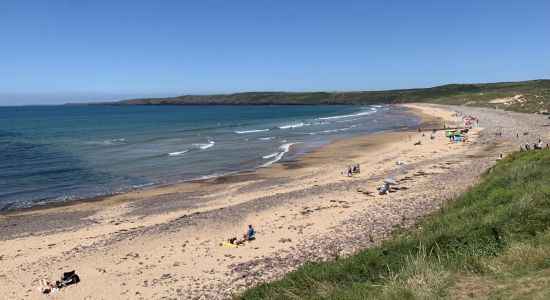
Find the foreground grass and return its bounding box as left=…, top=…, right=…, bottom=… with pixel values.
left=239, top=150, right=550, bottom=299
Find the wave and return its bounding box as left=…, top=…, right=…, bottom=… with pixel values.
left=336, top=117, right=362, bottom=123
left=262, top=152, right=279, bottom=159
left=85, top=138, right=125, bottom=145
left=261, top=142, right=297, bottom=167
left=279, top=122, right=304, bottom=129
left=259, top=137, right=275, bottom=140
left=318, top=109, right=377, bottom=120
left=132, top=182, right=154, bottom=188
left=198, top=141, right=215, bottom=149
left=308, top=124, right=361, bottom=135
left=234, top=129, right=270, bottom=134
left=168, top=150, right=189, bottom=156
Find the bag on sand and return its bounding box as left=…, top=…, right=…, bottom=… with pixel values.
left=61, top=270, right=80, bottom=286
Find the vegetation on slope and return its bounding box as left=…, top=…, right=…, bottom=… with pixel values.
left=238, top=149, right=550, bottom=299
left=96, top=79, right=550, bottom=113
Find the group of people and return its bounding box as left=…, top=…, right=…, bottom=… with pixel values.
left=227, top=224, right=255, bottom=246
left=523, top=139, right=546, bottom=150
left=343, top=163, right=360, bottom=176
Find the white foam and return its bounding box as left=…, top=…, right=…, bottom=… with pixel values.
left=262, top=152, right=279, bottom=159
left=261, top=142, right=297, bottom=167
left=199, top=141, right=215, bottom=149
left=132, top=182, right=154, bottom=188
left=86, top=138, right=125, bottom=145
left=318, top=109, right=376, bottom=120
left=235, top=129, right=270, bottom=134
left=279, top=122, right=304, bottom=129
left=259, top=137, right=275, bottom=140
left=168, top=150, right=189, bottom=156
left=309, top=124, right=359, bottom=135
left=336, top=118, right=362, bottom=123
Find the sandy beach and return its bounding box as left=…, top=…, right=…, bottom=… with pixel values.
left=1, top=104, right=548, bottom=300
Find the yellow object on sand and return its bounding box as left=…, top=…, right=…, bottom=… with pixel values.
left=220, top=240, right=247, bottom=248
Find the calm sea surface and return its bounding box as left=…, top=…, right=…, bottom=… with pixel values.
left=0, top=105, right=419, bottom=210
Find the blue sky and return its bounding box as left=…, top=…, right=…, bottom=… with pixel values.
left=1, top=0, right=549, bottom=105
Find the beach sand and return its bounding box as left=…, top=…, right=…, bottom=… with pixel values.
left=1, top=104, right=548, bottom=299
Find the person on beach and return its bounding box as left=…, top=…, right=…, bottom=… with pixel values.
left=37, top=279, right=60, bottom=294
left=534, top=139, right=543, bottom=149
left=245, top=224, right=255, bottom=240
left=379, top=182, right=390, bottom=195
left=228, top=225, right=255, bottom=245
left=228, top=236, right=239, bottom=245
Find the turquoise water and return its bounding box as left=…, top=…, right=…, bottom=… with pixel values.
left=0, top=105, right=419, bottom=210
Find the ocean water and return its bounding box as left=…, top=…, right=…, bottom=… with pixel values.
left=0, top=105, right=420, bottom=210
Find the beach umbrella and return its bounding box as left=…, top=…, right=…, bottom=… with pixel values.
left=384, top=178, right=398, bottom=185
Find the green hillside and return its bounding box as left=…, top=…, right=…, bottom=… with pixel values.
left=238, top=149, right=550, bottom=299
left=95, top=79, right=550, bottom=113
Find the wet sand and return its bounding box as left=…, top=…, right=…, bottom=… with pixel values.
left=1, top=104, right=548, bottom=299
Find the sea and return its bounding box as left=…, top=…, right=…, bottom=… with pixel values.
left=0, top=105, right=420, bottom=211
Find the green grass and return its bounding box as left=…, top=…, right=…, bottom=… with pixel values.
left=238, top=149, right=550, bottom=299
left=97, top=79, right=550, bottom=113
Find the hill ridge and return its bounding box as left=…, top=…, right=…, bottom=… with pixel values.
left=92, top=79, right=550, bottom=113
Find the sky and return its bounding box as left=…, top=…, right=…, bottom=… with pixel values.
left=1, top=0, right=549, bottom=105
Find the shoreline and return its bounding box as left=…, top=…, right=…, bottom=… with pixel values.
left=2, top=104, right=547, bottom=299
left=1, top=104, right=424, bottom=218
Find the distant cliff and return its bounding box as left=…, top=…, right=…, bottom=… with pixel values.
left=92, top=79, right=550, bottom=113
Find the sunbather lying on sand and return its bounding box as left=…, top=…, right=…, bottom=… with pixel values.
left=228, top=236, right=244, bottom=245
left=37, top=278, right=60, bottom=294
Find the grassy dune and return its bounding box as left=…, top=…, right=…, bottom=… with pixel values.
left=238, top=149, right=550, bottom=299
left=98, top=79, right=550, bottom=113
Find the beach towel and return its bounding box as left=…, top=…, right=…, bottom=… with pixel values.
left=220, top=240, right=248, bottom=248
